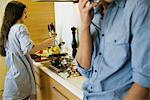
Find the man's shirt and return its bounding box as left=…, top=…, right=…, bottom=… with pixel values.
left=77, top=0, right=150, bottom=99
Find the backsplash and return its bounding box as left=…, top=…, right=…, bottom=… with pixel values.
left=54, top=2, right=81, bottom=54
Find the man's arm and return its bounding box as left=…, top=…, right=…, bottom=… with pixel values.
left=76, top=0, right=99, bottom=69
left=124, top=0, right=150, bottom=99
left=76, top=26, right=93, bottom=69
left=124, top=83, right=149, bottom=100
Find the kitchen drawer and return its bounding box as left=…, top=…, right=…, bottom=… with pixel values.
left=50, top=86, right=68, bottom=100
left=49, top=77, right=79, bottom=100
left=40, top=70, right=68, bottom=100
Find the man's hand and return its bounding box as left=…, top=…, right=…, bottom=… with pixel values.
left=78, top=0, right=100, bottom=28
left=124, top=83, right=149, bottom=100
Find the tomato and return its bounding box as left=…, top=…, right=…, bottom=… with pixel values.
left=37, top=50, right=43, bottom=54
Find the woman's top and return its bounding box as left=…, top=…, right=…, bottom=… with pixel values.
left=3, top=23, right=36, bottom=100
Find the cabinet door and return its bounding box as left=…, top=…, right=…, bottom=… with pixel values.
left=34, top=70, right=42, bottom=87
left=36, top=84, right=42, bottom=100
left=0, top=57, right=8, bottom=91
left=33, top=66, right=42, bottom=100
left=17, top=0, right=55, bottom=44
left=40, top=70, right=51, bottom=100
left=49, top=75, right=79, bottom=100
left=50, top=86, right=68, bottom=100
left=40, top=70, right=68, bottom=100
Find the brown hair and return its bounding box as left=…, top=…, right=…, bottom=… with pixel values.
left=0, top=1, right=26, bottom=56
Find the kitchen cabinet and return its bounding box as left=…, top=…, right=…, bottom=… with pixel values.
left=0, top=57, right=8, bottom=100
left=33, top=64, right=82, bottom=100
left=40, top=70, right=68, bottom=100
left=34, top=66, right=42, bottom=100
left=17, top=0, right=55, bottom=44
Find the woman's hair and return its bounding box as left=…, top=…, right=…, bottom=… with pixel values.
left=0, top=1, right=26, bottom=57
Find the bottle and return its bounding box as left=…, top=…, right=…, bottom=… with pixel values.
left=71, top=27, right=77, bottom=59
left=47, top=23, right=57, bottom=54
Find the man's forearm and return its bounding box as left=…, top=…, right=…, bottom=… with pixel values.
left=124, top=83, right=149, bottom=100
left=76, top=26, right=93, bottom=69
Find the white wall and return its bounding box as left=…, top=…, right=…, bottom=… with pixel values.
left=54, top=2, right=81, bottom=54
left=0, top=0, right=4, bottom=26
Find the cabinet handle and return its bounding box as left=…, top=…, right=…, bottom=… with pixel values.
left=52, top=87, right=68, bottom=100
left=40, top=87, right=42, bottom=90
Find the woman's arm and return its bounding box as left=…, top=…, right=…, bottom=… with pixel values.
left=29, top=37, right=55, bottom=54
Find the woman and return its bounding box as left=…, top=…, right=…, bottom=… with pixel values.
left=0, top=1, right=55, bottom=100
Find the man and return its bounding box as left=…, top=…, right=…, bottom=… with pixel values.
left=76, top=0, right=150, bottom=99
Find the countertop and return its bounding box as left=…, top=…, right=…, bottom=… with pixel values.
left=33, top=62, right=86, bottom=99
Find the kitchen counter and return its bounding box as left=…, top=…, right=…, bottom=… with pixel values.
left=33, top=61, right=86, bottom=100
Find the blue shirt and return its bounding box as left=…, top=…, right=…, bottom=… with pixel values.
left=77, top=0, right=150, bottom=99
left=3, top=24, right=36, bottom=99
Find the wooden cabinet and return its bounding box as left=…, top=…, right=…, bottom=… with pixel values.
left=34, top=66, right=42, bottom=100
left=17, top=0, right=55, bottom=44
left=0, top=57, right=8, bottom=99
left=40, top=71, right=51, bottom=100
left=33, top=66, right=80, bottom=100
left=49, top=75, right=79, bottom=100
left=40, top=70, right=68, bottom=100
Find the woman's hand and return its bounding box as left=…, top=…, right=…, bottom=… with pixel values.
left=78, top=0, right=100, bottom=28
left=49, top=32, right=57, bottom=39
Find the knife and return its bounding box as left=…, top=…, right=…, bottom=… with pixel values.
left=48, top=23, right=55, bottom=32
